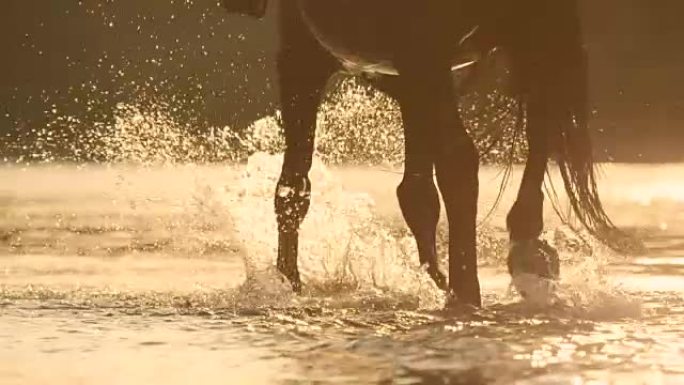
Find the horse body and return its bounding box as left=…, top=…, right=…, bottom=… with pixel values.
left=221, top=0, right=637, bottom=307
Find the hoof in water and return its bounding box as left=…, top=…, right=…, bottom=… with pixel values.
left=277, top=266, right=302, bottom=294
left=508, top=239, right=560, bottom=279
left=508, top=239, right=560, bottom=301
left=445, top=292, right=481, bottom=311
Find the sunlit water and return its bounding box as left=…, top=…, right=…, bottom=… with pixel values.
left=1, top=159, right=683, bottom=385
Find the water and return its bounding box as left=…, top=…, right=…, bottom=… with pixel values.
left=1, top=160, right=683, bottom=385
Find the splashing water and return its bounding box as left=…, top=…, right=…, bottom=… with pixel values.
left=224, top=153, right=446, bottom=310
left=11, top=97, right=637, bottom=313
left=5, top=82, right=645, bottom=317
left=2, top=29, right=658, bottom=320
left=5, top=99, right=682, bottom=384
left=4, top=3, right=683, bottom=383
left=504, top=228, right=643, bottom=319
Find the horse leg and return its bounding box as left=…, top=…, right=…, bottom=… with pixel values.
left=396, top=65, right=481, bottom=307
left=506, top=98, right=560, bottom=280
left=396, top=172, right=447, bottom=291
left=435, top=110, right=481, bottom=307
left=369, top=75, right=447, bottom=291
left=275, top=5, right=338, bottom=292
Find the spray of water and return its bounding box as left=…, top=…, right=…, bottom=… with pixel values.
left=504, top=227, right=642, bottom=319
left=195, top=152, right=444, bottom=310
left=4, top=50, right=639, bottom=315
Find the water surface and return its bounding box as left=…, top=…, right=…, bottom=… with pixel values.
left=1, top=160, right=683, bottom=384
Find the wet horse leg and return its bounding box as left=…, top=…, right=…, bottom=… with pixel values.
left=506, top=96, right=560, bottom=279
left=369, top=76, right=447, bottom=291
left=395, top=64, right=481, bottom=307
left=435, top=104, right=481, bottom=306
left=275, top=6, right=338, bottom=292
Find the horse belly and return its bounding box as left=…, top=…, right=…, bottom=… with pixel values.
left=298, top=0, right=481, bottom=76
left=299, top=0, right=401, bottom=75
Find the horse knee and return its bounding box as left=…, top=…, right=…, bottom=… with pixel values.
left=396, top=175, right=440, bottom=234
left=274, top=174, right=312, bottom=233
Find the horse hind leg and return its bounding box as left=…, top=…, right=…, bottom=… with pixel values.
left=396, top=162, right=447, bottom=291
left=395, top=63, right=481, bottom=307
left=275, top=7, right=338, bottom=292
left=506, top=98, right=560, bottom=281
left=397, top=176, right=448, bottom=291
left=373, top=76, right=447, bottom=291
left=434, top=112, right=481, bottom=307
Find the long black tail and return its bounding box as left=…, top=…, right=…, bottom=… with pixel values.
left=552, top=50, right=643, bottom=253
left=509, top=0, right=644, bottom=254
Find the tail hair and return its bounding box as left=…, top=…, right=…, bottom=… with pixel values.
left=508, top=0, right=645, bottom=254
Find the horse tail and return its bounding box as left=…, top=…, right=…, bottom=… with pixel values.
left=553, top=49, right=643, bottom=253
left=509, top=0, right=644, bottom=254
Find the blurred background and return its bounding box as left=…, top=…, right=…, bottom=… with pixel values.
left=1, top=0, right=682, bottom=162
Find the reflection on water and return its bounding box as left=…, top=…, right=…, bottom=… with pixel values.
left=1, top=160, right=683, bottom=384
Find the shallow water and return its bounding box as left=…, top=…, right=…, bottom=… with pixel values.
left=1, top=160, right=683, bottom=385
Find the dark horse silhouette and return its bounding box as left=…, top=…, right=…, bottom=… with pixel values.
left=222, top=0, right=636, bottom=306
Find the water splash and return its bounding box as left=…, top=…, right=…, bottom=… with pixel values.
left=227, top=153, right=445, bottom=310
left=504, top=227, right=643, bottom=319
left=3, top=58, right=646, bottom=318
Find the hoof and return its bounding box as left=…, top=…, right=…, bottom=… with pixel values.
left=508, top=239, right=560, bottom=301
left=289, top=276, right=302, bottom=294
left=446, top=276, right=482, bottom=308
left=507, top=239, right=560, bottom=280
left=284, top=275, right=302, bottom=294
left=446, top=291, right=481, bottom=310
left=277, top=265, right=302, bottom=294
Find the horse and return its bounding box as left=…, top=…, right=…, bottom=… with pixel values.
left=221, top=0, right=637, bottom=307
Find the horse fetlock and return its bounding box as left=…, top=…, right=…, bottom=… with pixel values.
left=448, top=273, right=482, bottom=308
left=275, top=174, right=309, bottom=293
left=447, top=247, right=481, bottom=306
left=277, top=232, right=302, bottom=293
left=507, top=195, right=544, bottom=240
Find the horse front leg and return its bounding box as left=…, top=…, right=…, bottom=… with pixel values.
left=275, top=7, right=338, bottom=292
left=506, top=96, right=560, bottom=281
